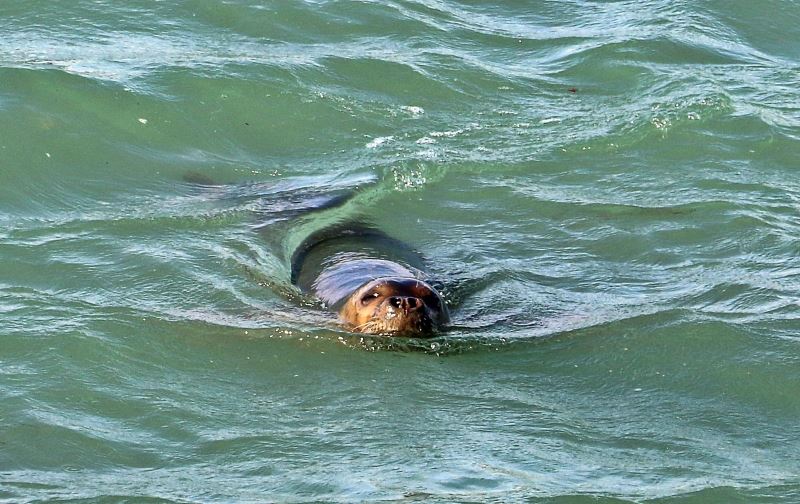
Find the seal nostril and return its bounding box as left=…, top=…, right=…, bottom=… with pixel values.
left=390, top=296, right=422, bottom=312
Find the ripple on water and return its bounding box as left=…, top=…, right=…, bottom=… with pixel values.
left=2, top=0, right=800, bottom=502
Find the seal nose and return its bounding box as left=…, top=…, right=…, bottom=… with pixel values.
left=389, top=296, right=421, bottom=313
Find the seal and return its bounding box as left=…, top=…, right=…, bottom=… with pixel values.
left=291, top=225, right=449, bottom=336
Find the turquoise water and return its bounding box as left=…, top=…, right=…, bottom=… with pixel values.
left=2, top=1, right=800, bottom=502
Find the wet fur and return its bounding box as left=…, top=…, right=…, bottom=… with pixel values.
left=292, top=226, right=448, bottom=336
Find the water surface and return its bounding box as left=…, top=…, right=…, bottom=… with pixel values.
left=1, top=1, right=799, bottom=502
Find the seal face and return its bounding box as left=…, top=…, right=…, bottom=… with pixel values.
left=291, top=225, right=449, bottom=337
left=338, top=276, right=449, bottom=335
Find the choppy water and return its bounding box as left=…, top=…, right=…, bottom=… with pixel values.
left=2, top=1, right=800, bottom=502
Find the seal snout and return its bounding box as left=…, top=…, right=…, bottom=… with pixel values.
left=389, top=295, right=422, bottom=314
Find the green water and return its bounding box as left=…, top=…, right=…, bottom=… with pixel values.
left=2, top=1, right=799, bottom=502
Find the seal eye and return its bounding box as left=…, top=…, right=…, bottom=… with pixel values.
left=361, top=292, right=380, bottom=304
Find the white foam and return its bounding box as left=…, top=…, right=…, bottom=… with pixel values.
left=400, top=105, right=425, bottom=117
left=366, top=136, right=393, bottom=149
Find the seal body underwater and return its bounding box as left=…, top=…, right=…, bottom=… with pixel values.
left=291, top=225, right=449, bottom=337
left=180, top=172, right=448, bottom=336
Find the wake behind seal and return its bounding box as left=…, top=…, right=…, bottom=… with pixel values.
left=180, top=172, right=449, bottom=337
left=291, top=225, right=449, bottom=337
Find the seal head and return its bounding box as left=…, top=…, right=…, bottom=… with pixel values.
left=339, top=276, right=449, bottom=335
left=292, top=225, right=449, bottom=337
